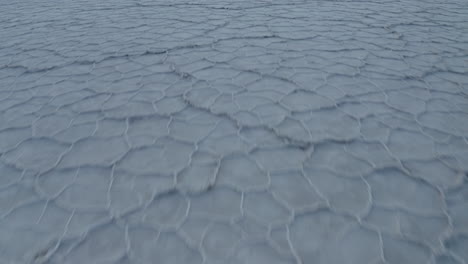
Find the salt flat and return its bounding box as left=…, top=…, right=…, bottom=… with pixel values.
left=0, top=0, right=468, bottom=263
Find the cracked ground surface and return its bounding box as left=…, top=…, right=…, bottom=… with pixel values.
left=0, top=0, right=468, bottom=263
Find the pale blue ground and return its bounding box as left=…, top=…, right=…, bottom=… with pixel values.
left=0, top=0, right=468, bottom=263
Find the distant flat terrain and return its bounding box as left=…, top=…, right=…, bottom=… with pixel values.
left=0, top=0, right=467, bottom=263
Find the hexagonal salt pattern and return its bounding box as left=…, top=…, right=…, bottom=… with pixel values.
left=0, top=0, right=467, bottom=263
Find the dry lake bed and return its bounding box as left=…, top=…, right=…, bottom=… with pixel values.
left=0, top=0, right=468, bottom=263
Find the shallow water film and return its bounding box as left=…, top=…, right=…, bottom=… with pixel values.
left=1, top=0, right=468, bottom=263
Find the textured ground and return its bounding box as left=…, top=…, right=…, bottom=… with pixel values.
left=0, top=0, right=468, bottom=263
